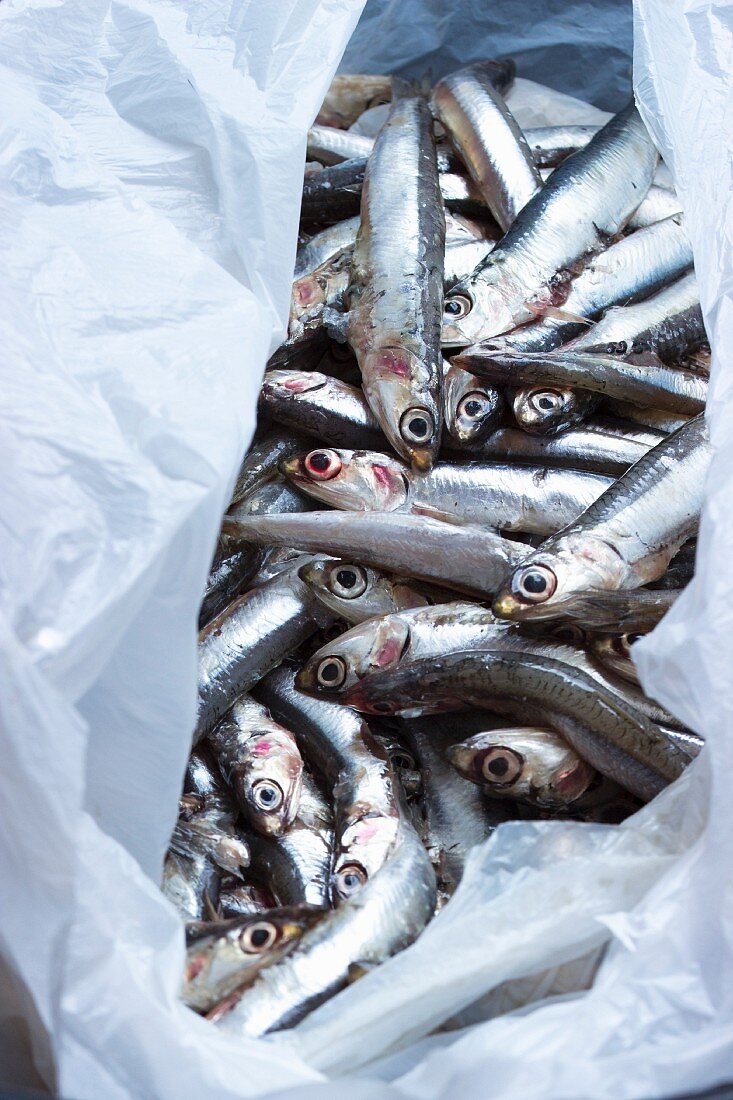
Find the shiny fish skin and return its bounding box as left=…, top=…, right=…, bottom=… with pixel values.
left=523, top=125, right=599, bottom=167
left=307, top=124, right=374, bottom=165
left=297, top=558, right=447, bottom=624
left=432, top=61, right=542, bottom=232
left=280, top=446, right=613, bottom=535
left=552, top=587, right=678, bottom=633
left=344, top=649, right=686, bottom=802
left=493, top=414, right=711, bottom=620
left=229, top=427, right=312, bottom=509
left=316, top=75, right=392, bottom=130
left=301, top=157, right=367, bottom=228
left=400, top=714, right=509, bottom=899
left=626, top=185, right=682, bottom=230
left=295, top=217, right=361, bottom=280
left=210, top=808, right=435, bottom=1037
left=289, top=249, right=352, bottom=340
left=464, top=421, right=664, bottom=475
left=589, top=634, right=642, bottom=687
left=442, top=103, right=658, bottom=345
left=255, top=665, right=400, bottom=908
left=194, top=563, right=334, bottom=743
left=447, top=725, right=597, bottom=810
left=222, top=510, right=526, bottom=599
left=512, top=386, right=599, bottom=437
left=246, top=772, right=334, bottom=909
left=443, top=361, right=505, bottom=445
left=183, top=906, right=324, bottom=1013
left=259, top=371, right=384, bottom=450
left=602, top=399, right=689, bottom=434
left=346, top=93, right=445, bottom=470
left=207, top=695, right=303, bottom=838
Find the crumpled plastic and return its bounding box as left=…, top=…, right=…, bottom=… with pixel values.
left=2, top=0, right=732, bottom=1097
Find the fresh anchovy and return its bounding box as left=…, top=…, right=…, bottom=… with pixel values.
left=465, top=346, right=707, bottom=415
left=295, top=218, right=361, bottom=280
left=266, top=325, right=331, bottom=372
left=307, top=124, right=374, bottom=165
left=195, top=562, right=334, bottom=742
left=255, top=665, right=400, bottom=907
left=289, top=249, right=352, bottom=340
left=447, top=725, right=597, bottom=810
left=432, top=61, right=542, bottom=231
left=344, top=650, right=688, bottom=802
left=297, top=557, right=450, bottom=624
left=444, top=213, right=498, bottom=287
left=296, top=602, right=501, bottom=699
left=602, top=400, right=689, bottom=434
left=510, top=386, right=599, bottom=437
left=280, top=446, right=612, bottom=535
left=463, top=421, right=664, bottom=475
left=209, top=807, right=435, bottom=1036
left=493, top=415, right=711, bottom=621
left=589, top=633, right=643, bottom=686
left=523, top=125, right=599, bottom=167
left=442, top=103, right=658, bottom=345
left=300, top=157, right=367, bottom=228
left=259, top=370, right=384, bottom=450
left=459, top=212, right=692, bottom=363
left=222, top=510, right=527, bottom=599
left=371, top=727, right=423, bottom=801
left=183, top=906, right=324, bottom=1013
left=207, top=695, right=303, bottom=837
left=443, top=362, right=505, bottom=444
left=230, top=427, right=312, bottom=508
left=200, top=478, right=316, bottom=629
left=219, top=880, right=277, bottom=920
left=316, top=75, right=392, bottom=130
left=550, top=587, right=679, bottom=634
left=626, top=185, right=682, bottom=230
left=246, top=771, right=334, bottom=909
left=400, top=713, right=512, bottom=898
left=344, top=93, right=445, bottom=471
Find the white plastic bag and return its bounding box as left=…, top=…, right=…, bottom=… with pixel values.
left=3, top=0, right=733, bottom=1097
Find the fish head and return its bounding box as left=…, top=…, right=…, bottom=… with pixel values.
left=184, top=906, right=325, bottom=1010
left=295, top=615, right=411, bottom=698
left=260, top=369, right=328, bottom=404
left=512, top=386, right=579, bottom=435
left=237, top=728, right=304, bottom=838
left=360, top=347, right=441, bottom=471
left=280, top=447, right=408, bottom=510
left=448, top=727, right=595, bottom=808
left=330, top=805, right=400, bottom=906
left=298, top=558, right=380, bottom=616
left=442, top=269, right=518, bottom=347
left=443, top=361, right=503, bottom=443
left=590, top=632, right=644, bottom=685
left=492, top=536, right=626, bottom=621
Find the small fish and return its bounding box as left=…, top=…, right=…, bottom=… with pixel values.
left=447, top=726, right=597, bottom=810
left=259, top=370, right=384, bottom=450
left=589, top=633, right=644, bottom=686
left=298, top=558, right=448, bottom=624
left=463, top=420, right=664, bottom=475
left=443, top=361, right=505, bottom=445
left=523, top=125, right=599, bottom=168
left=207, top=696, right=304, bottom=838
left=307, top=124, right=374, bottom=165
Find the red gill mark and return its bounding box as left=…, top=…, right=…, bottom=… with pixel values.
left=375, top=349, right=411, bottom=379
left=372, top=464, right=399, bottom=492
left=373, top=637, right=403, bottom=667
left=283, top=376, right=314, bottom=393
left=253, top=739, right=273, bottom=756
left=294, top=280, right=319, bottom=307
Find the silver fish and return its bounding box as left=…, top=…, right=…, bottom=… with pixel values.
left=443, top=361, right=505, bottom=445
left=183, top=906, right=324, bottom=1013
left=447, top=725, right=597, bottom=810
left=280, top=446, right=613, bottom=535
left=493, top=415, right=711, bottom=620
left=551, top=586, right=678, bottom=633
left=432, top=61, right=541, bottom=231
left=463, top=421, right=664, bottom=475
left=298, top=558, right=449, bottom=624
left=259, top=370, right=384, bottom=450
left=207, top=695, right=303, bottom=838
left=523, top=125, right=599, bottom=168
left=229, top=427, right=311, bottom=509
left=345, top=92, right=445, bottom=470
left=218, top=880, right=277, bottom=920
left=195, top=561, right=334, bottom=742
left=626, top=185, right=682, bottom=229
left=222, top=510, right=527, bottom=599
left=442, top=103, right=658, bottom=345
left=255, top=665, right=400, bottom=907
left=344, top=649, right=688, bottom=802
left=295, top=217, right=361, bottom=280
left=209, top=807, right=435, bottom=1036
left=307, top=124, right=374, bottom=165
left=246, top=771, right=334, bottom=909
left=589, top=633, right=643, bottom=686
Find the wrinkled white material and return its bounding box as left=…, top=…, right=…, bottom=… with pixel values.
left=1, top=1, right=732, bottom=1098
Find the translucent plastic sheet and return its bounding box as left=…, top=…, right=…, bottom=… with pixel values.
left=2, top=1, right=732, bottom=1098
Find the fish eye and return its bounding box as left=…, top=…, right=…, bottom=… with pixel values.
left=458, top=391, right=491, bottom=421
left=329, top=565, right=368, bottom=599
left=304, top=449, right=342, bottom=481
left=392, top=750, right=416, bottom=772
left=400, top=407, right=435, bottom=445
left=251, top=779, right=284, bottom=812
left=529, top=390, right=562, bottom=414
left=239, top=920, right=279, bottom=953
left=333, top=862, right=368, bottom=901
left=613, top=632, right=643, bottom=658
left=511, top=564, right=557, bottom=603
left=316, top=655, right=347, bottom=689
left=444, top=293, right=472, bottom=319
left=480, top=746, right=524, bottom=786
left=550, top=623, right=585, bottom=647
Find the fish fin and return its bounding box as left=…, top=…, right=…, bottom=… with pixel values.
left=409, top=502, right=496, bottom=531
left=347, top=961, right=378, bottom=984
left=537, top=306, right=593, bottom=326
left=624, top=350, right=666, bottom=369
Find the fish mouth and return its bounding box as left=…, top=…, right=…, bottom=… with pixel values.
left=278, top=454, right=305, bottom=480
left=411, top=447, right=434, bottom=473
left=444, top=742, right=471, bottom=777
left=294, top=663, right=320, bottom=694
left=492, top=590, right=528, bottom=620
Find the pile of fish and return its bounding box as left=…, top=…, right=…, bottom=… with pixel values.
left=164, top=62, right=710, bottom=1040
